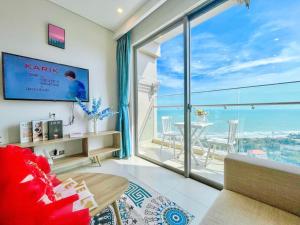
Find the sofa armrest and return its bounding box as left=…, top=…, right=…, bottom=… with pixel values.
left=224, top=154, right=300, bottom=216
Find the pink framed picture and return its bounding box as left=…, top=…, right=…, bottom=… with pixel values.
left=48, top=24, right=65, bottom=49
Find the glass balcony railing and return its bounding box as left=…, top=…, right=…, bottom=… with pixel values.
left=138, top=81, right=300, bottom=184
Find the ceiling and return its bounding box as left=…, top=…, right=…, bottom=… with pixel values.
left=48, top=0, right=150, bottom=31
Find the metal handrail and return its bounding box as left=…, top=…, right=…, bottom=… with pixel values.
left=138, top=81, right=300, bottom=139
left=154, top=101, right=300, bottom=108
left=155, top=80, right=300, bottom=98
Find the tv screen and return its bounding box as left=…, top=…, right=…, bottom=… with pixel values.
left=2, top=52, right=89, bottom=102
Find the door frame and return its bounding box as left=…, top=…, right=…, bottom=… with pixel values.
left=132, top=0, right=236, bottom=190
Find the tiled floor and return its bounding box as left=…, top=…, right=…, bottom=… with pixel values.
left=139, top=141, right=224, bottom=184
left=73, top=156, right=220, bottom=225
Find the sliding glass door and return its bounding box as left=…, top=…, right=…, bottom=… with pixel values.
left=189, top=0, right=300, bottom=186
left=135, top=23, right=186, bottom=173
left=135, top=0, right=300, bottom=188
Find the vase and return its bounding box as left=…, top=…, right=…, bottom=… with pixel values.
left=197, top=115, right=206, bottom=123
left=93, top=118, right=99, bottom=133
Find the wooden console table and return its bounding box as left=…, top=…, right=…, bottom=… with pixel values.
left=59, top=172, right=129, bottom=225
left=1, top=131, right=121, bottom=173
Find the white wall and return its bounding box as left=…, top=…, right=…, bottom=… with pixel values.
left=0, top=0, right=117, bottom=145
left=137, top=43, right=160, bottom=141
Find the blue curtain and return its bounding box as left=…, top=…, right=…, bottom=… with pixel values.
left=115, top=32, right=131, bottom=159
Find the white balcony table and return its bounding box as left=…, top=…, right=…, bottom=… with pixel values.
left=174, top=122, right=213, bottom=165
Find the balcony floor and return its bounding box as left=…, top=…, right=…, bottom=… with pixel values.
left=139, top=141, right=224, bottom=184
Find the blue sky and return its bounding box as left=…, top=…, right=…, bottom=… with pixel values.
left=157, top=0, right=300, bottom=104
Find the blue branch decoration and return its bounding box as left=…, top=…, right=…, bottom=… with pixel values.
left=75, top=97, right=117, bottom=120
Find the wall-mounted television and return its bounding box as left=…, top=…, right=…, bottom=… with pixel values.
left=2, top=52, right=89, bottom=102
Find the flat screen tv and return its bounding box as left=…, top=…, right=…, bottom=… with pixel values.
left=2, top=52, right=89, bottom=102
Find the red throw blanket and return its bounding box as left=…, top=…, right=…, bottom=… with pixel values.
left=0, top=145, right=90, bottom=225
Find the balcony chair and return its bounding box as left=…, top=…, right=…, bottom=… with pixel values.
left=160, top=116, right=178, bottom=158
left=205, top=120, right=239, bottom=167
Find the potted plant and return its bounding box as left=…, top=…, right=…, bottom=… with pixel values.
left=195, top=109, right=208, bottom=122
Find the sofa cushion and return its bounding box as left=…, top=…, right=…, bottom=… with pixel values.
left=200, top=190, right=300, bottom=225
left=224, top=154, right=300, bottom=216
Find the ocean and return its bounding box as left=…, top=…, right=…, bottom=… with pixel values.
left=157, top=108, right=300, bottom=134
left=156, top=107, right=300, bottom=166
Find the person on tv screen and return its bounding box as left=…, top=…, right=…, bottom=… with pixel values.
left=64, top=70, right=86, bottom=100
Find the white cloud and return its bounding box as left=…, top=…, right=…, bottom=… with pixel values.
left=207, top=55, right=299, bottom=77
left=191, top=66, right=300, bottom=93
left=170, top=60, right=184, bottom=73
left=247, top=19, right=295, bottom=46
left=191, top=60, right=208, bottom=72
left=157, top=74, right=183, bottom=89
left=157, top=1, right=300, bottom=95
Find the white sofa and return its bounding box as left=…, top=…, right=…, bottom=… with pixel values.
left=200, top=154, right=300, bottom=225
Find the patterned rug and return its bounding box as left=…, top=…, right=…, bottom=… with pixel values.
left=90, top=180, right=195, bottom=225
